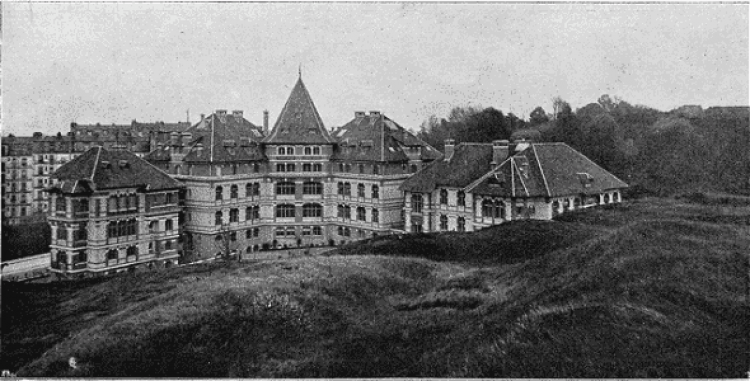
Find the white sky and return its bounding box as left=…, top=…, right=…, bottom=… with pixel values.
left=2, top=2, right=748, bottom=136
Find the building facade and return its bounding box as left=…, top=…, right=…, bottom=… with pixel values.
left=145, top=77, right=440, bottom=260
left=45, top=147, right=183, bottom=276
left=401, top=139, right=627, bottom=233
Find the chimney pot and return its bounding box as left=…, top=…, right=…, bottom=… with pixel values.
left=369, top=111, right=380, bottom=117
left=263, top=110, right=269, bottom=134
left=232, top=110, right=243, bottom=119
left=355, top=111, right=366, bottom=118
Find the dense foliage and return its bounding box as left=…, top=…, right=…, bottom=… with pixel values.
left=417, top=97, right=750, bottom=196
left=2, top=222, right=51, bottom=260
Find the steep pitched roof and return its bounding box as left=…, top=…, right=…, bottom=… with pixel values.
left=263, top=77, right=334, bottom=144
left=469, top=143, right=628, bottom=197
left=147, top=111, right=266, bottom=163
left=50, top=146, right=182, bottom=194
left=331, top=113, right=442, bottom=162
left=400, top=143, right=495, bottom=193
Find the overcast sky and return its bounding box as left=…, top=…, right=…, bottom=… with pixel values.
left=2, top=2, right=748, bottom=136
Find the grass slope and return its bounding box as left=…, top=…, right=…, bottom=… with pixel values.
left=3, top=197, right=749, bottom=377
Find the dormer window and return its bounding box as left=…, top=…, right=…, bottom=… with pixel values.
left=277, top=147, right=286, bottom=155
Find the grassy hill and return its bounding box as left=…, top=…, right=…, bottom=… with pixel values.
left=2, top=196, right=749, bottom=377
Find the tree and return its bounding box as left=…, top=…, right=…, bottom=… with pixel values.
left=529, top=107, right=549, bottom=125
left=215, top=224, right=241, bottom=262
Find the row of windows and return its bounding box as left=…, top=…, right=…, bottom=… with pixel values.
left=216, top=183, right=261, bottom=200
left=215, top=205, right=261, bottom=225
left=275, top=163, right=324, bottom=172
left=275, top=226, right=323, bottom=237
left=336, top=162, right=381, bottom=175
left=276, top=181, right=323, bottom=195
left=274, top=203, right=323, bottom=218
left=336, top=204, right=379, bottom=223
left=439, top=189, right=466, bottom=206
left=55, top=222, right=87, bottom=241
left=337, top=182, right=379, bottom=198
left=276, top=146, right=322, bottom=156
left=107, top=246, right=139, bottom=260
left=107, top=219, right=138, bottom=238
left=438, top=215, right=466, bottom=232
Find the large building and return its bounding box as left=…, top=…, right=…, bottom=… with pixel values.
left=145, top=76, right=441, bottom=260
left=45, top=147, right=183, bottom=276
left=400, top=139, right=628, bottom=232
left=1, top=136, right=36, bottom=224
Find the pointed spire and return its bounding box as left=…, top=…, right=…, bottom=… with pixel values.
left=263, top=76, right=334, bottom=144
left=298, top=63, right=302, bottom=78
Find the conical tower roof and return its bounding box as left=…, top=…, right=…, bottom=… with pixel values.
left=263, top=77, right=334, bottom=144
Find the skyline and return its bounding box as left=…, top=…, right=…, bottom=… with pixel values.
left=2, top=2, right=748, bottom=136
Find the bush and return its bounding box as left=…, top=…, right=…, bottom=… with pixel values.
left=2, top=222, right=51, bottom=260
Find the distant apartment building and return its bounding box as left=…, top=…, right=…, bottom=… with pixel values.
left=1, top=136, right=36, bottom=224
left=400, top=139, right=627, bottom=233
left=45, top=147, right=183, bottom=276
left=145, top=76, right=440, bottom=260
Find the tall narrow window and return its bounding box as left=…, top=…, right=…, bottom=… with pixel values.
left=246, top=183, right=253, bottom=197
left=372, top=208, right=379, bottom=223
left=230, top=208, right=239, bottom=223
left=457, top=217, right=466, bottom=232
left=230, top=185, right=238, bottom=199
left=457, top=191, right=465, bottom=207
left=165, top=219, right=173, bottom=231
left=304, top=147, right=312, bottom=155
left=215, top=186, right=223, bottom=201
left=372, top=185, right=379, bottom=199
left=440, top=189, right=448, bottom=205
left=411, top=193, right=423, bottom=213
left=337, top=182, right=344, bottom=195
left=344, top=182, right=351, bottom=196
left=277, top=147, right=286, bottom=155
left=357, top=207, right=366, bottom=221
left=440, top=215, right=448, bottom=230
left=215, top=211, right=223, bottom=225
left=276, top=163, right=285, bottom=172
left=313, top=147, right=320, bottom=155
left=252, top=183, right=260, bottom=196
left=357, top=183, right=365, bottom=198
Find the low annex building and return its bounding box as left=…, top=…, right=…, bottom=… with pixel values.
left=400, top=139, right=627, bottom=233
left=45, top=146, right=184, bottom=276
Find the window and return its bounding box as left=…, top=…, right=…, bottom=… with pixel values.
left=344, top=227, right=351, bottom=237
left=344, top=182, right=351, bottom=196
left=358, top=164, right=365, bottom=174
left=337, top=182, right=344, bottom=195
left=127, top=246, right=138, bottom=257
left=357, top=183, right=365, bottom=198
left=215, top=211, right=223, bottom=225
left=410, top=164, right=418, bottom=173
left=230, top=232, right=237, bottom=242
left=482, top=199, right=505, bottom=219
left=337, top=226, right=344, bottom=236
left=56, top=198, right=66, bottom=212
left=304, top=147, right=312, bottom=155
left=338, top=163, right=344, bottom=172
left=373, top=165, right=380, bottom=175
left=372, top=185, right=379, bottom=199
left=357, top=207, right=366, bottom=221
left=411, top=193, right=423, bottom=213
left=276, top=181, right=296, bottom=195
left=229, top=208, right=239, bottom=223
left=440, top=189, right=448, bottom=205
left=303, top=163, right=312, bottom=172
left=149, top=220, right=158, bottom=233
left=457, top=217, right=466, bottom=232
left=277, top=147, right=286, bottom=155
left=165, top=219, right=174, bottom=231
left=165, top=240, right=173, bottom=250
left=372, top=208, right=379, bottom=223
left=303, top=203, right=322, bottom=218
left=230, top=185, right=238, bottom=199
left=246, top=183, right=253, bottom=197
left=246, top=205, right=260, bottom=221
left=286, top=163, right=296, bottom=172
left=107, top=249, right=118, bottom=260
left=313, top=147, right=320, bottom=155
left=287, top=147, right=295, bottom=155
left=276, top=163, right=286, bottom=172
left=457, top=191, right=465, bottom=207
left=337, top=204, right=351, bottom=219
left=276, top=204, right=295, bottom=218
left=440, top=215, right=448, bottom=230
left=313, top=163, right=322, bottom=172
left=303, top=181, right=323, bottom=195
left=313, top=226, right=322, bottom=235
left=253, top=227, right=260, bottom=237
left=215, top=186, right=223, bottom=201
left=57, top=225, right=67, bottom=240
left=246, top=229, right=253, bottom=239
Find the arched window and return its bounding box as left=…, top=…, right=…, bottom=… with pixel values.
left=230, top=184, right=238, bottom=199
left=372, top=185, right=379, bottom=199
left=457, top=191, right=466, bottom=207
left=215, top=211, right=223, bottom=225
left=165, top=219, right=173, bottom=231
left=357, top=207, right=366, bottom=221
left=303, top=181, right=323, bottom=195
left=457, top=217, right=466, bottom=232
left=275, top=181, right=296, bottom=195
left=372, top=208, right=379, bottom=223
left=277, top=147, right=286, bottom=155
left=411, top=193, right=423, bottom=213
left=440, top=189, right=448, bottom=205
left=302, top=203, right=322, bottom=218
left=440, top=215, right=448, bottom=230
left=287, top=147, right=295, bottom=155
left=215, top=186, right=223, bottom=201
left=275, top=204, right=295, bottom=218
left=229, top=208, right=239, bottom=223
left=357, top=183, right=365, bottom=198
left=304, top=147, right=312, bottom=155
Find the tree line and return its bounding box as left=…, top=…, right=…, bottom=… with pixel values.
left=417, top=95, right=750, bottom=196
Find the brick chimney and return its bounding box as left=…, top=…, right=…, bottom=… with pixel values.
left=491, top=140, right=509, bottom=166
left=263, top=110, right=268, bottom=135
left=444, top=139, right=455, bottom=161
left=355, top=111, right=366, bottom=118
left=232, top=110, right=243, bottom=119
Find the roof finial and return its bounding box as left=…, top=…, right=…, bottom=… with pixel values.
left=298, top=63, right=302, bottom=78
